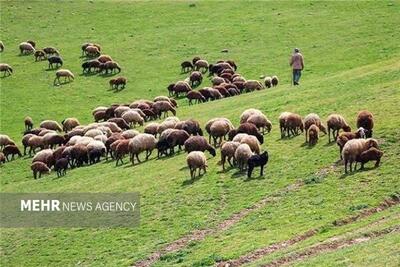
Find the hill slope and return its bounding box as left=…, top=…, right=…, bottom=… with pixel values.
left=1, top=1, right=399, bottom=266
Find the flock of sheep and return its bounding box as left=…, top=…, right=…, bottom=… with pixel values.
left=0, top=40, right=383, bottom=180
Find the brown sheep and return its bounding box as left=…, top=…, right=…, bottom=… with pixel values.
left=181, top=61, right=193, bottom=73
left=19, top=42, right=35, bottom=54
left=3, top=145, right=22, bottom=161
left=342, top=138, right=378, bottom=173
left=336, top=127, right=367, bottom=159
left=152, top=101, right=176, bottom=118
left=97, top=55, right=113, bottom=63
left=308, top=124, right=319, bottom=145
left=27, top=136, right=44, bottom=155
left=271, top=75, right=279, bottom=87
left=34, top=50, right=46, bottom=61
left=99, top=61, right=121, bottom=74
left=61, top=118, right=80, bottom=132
left=109, top=76, right=127, bottom=90
left=24, top=116, right=33, bottom=131
left=189, top=71, right=203, bottom=87
left=85, top=45, right=100, bottom=57
left=93, top=110, right=107, bottom=122
left=355, top=147, right=383, bottom=170
left=168, top=81, right=192, bottom=97
left=304, top=113, right=327, bottom=142
left=43, top=46, right=59, bottom=56
left=356, top=110, right=374, bottom=138
left=115, top=139, right=130, bottom=166
left=184, top=136, right=216, bottom=157
left=327, top=114, right=351, bottom=142
left=22, top=134, right=34, bottom=155
left=186, top=91, right=205, bottom=105
left=194, top=59, right=209, bottom=73
left=0, top=63, right=13, bottom=76
left=175, top=119, right=203, bottom=136
left=229, top=123, right=264, bottom=144
left=40, top=120, right=63, bottom=132
left=54, top=69, right=74, bottom=85
left=220, top=141, right=241, bottom=170
left=31, top=162, right=51, bottom=179
left=244, top=80, right=263, bottom=92
left=285, top=113, right=304, bottom=138
left=187, top=151, right=208, bottom=179
left=165, top=129, right=190, bottom=154
left=192, top=56, right=201, bottom=65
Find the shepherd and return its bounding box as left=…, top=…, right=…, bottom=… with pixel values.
left=290, top=48, right=304, bottom=86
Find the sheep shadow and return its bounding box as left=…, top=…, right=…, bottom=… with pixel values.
left=301, top=142, right=316, bottom=149
left=79, top=72, right=98, bottom=77
left=181, top=174, right=202, bottom=186
left=53, top=80, right=72, bottom=86
left=45, top=67, right=60, bottom=71
left=216, top=166, right=236, bottom=174
left=244, top=174, right=266, bottom=182
left=0, top=75, right=12, bottom=79
left=98, top=72, right=119, bottom=78
left=231, top=171, right=246, bottom=179
left=324, top=141, right=336, bottom=147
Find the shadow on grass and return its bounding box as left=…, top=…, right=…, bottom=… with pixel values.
left=245, top=174, right=266, bottom=182
left=53, top=80, right=73, bottom=86
left=181, top=174, right=203, bottom=186
left=324, top=141, right=336, bottom=147
left=79, top=72, right=98, bottom=77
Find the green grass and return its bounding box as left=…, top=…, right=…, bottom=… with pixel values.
left=1, top=1, right=400, bottom=266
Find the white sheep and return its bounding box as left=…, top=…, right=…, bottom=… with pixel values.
left=122, top=110, right=144, bottom=127
left=186, top=151, right=207, bottom=179
left=342, top=138, right=379, bottom=173
left=121, top=129, right=140, bottom=139
left=128, top=133, right=157, bottom=164
left=40, top=120, right=63, bottom=132
left=234, top=143, right=253, bottom=172
left=240, top=109, right=264, bottom=124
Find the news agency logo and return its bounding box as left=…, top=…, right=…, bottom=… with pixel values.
left=0, top=193, right=140, bottom=228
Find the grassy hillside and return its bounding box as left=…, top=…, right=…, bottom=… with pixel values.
left=1, top=1, right=399, bottom=266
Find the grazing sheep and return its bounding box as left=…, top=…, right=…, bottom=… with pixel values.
left=214, top=85, right=231, bottom=97
left=84, top=129, right=104, bottom=138
left=54, top=69, right=74, bottom=85
left=169, top=81, right=192, bottom=97
left=205, top=118, right=234, bottom=143
left=192, top=56, right=201, bottom=65
left=186, top=91, right=205, bottom=105
left=342, top=138, right=379, bottom=173
left=109, top=76, right=127, bottom=90
left=113, top=106, right=130, bottom=117
left=355, top=147, right=383, bottom=170
left=43, top=46, right=59, bottom=56
left=175, top=119, right=203, bottom=136
left=154, top=96, right=178, bottom=107
left=304, top=113, right=327, bottom=142
left=240, top=135, right=261, bottom=154
left=164, top=129, right=190, bottom=154
left=81, top=43, right=101, bottom=55
left=128, top=134, right=157, bottom=164
left=92, top=106, right=108, bottom=116
left=26, top=40, right=36, bottom=48
left=221, top=141, right=240, bottom=170
left=247, top=151, right=269, bottom=178
left=194, top=59, right=209, bottom=73
left=43, top=133, right=65, bottom=149
left=38, top=129, right=56, bottom=136
left=234, top=144, right=253, bottom=172
left=184, top=136, right=216, bottom=157
left=198, top=88, right=212, bottom=101
left=40, top=120, right=63, bottom=132
left=19, top=42, right=35, bottom=54
left=264, top=76, right=272, bottom=88
left=211, top=76, right=225, bottom=86
left=0, top=63, right=13, bottom=76
left=70, top=144, right=89, bottom=167
left=240, top=109, right=264, bottom=124
left=121, top=129, right=140, bottom=139
left=232, top=133, right=250, bottom=143
left=308, top=124, right=319, bottom=145
left=189, top=71, right=203, bottom=87
left=99, top=61, right=121, bottom=74
left=356, top=110, right=374, bottom=138
left=152, top=101, right=177, bottom=118
left=144, top=122, right=160, bottom=137
left=82, top=59, right=101, bottom=73
left=105, top=134, right=124, bottom=160
left=278, top=112, right=292, bottom=138
left=3, top=145, right=22, bottom=161
left=47, top=55, right=63, bottom=69
left=244, top=80, right=263, bottom=92
left=336, top=127, right=367, bottom=159
left=187, top=151, right=207, bottom=179
left=87, top=140, right=106, bottom=154
left=34, top=50, right=46, bottom=61
left=285, top=113, right=304, bottom=138
left=210, top=119, right=234, bottom=147
left=327, top=114, right=351, bottom=142
left=93, top=110, right=106, bottom=122
left=22, top=134, right=34, bottom=155
left=122, top=110, right=144, bottom=127
left=0, top=134, right=16, bottom=149
left=230, top=123, right=264, bottom=144
left=61, top=118, right=80, bottom=132
left=27, top=135, right=44, bottom=155
left=88, top=148, right=103, bottom=165
left=53, top=146, right=66, bottom=161
left=181, top=61, right=193, bottom=73
left=246, top=113, right=272, bottom=134
left=32, top=149, right=55, bottom=168
left=209, top=62, right=233, bottom=75
left=208, top=88, right=223, bottom=100
left=271, top=75, right=279, bottom=87
left=31, top=162, right=51, bottom=179
left=97, top=54, right=113, bottom=63
left=0, top=152, right=5, bottom=165
left=108, top=118, right=130, bottom=130
left=24, top=116, right=33, bottom=131
left=54, top=158, right=68, bottom=177
left=85, top=45, right=100, bottom=57
left=157, top=117, right=180, bottom=135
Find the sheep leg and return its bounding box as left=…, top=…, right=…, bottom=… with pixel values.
left=136, top=154, right=141, bottom=163
left=305, top=129, right=308, bottom=142
left=375, top=159, right=380, bottom=167
left=328, top=128, right=331, bottom=142
left=344, top=160, right=348, bottom=173
left=260, top=165, right=264, bottom=176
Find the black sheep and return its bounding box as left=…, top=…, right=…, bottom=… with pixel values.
left=181, top=61, right=193, bottom=73
left=48, top=56, right=63, bottom=69
left=247, top=151, right=269, bottom=178
left=54, top=158, right=68, bottom=177
left=89, top=148, right=103, bottom=165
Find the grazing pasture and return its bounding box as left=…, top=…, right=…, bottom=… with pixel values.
left=0, top=1, right=399, bottom=267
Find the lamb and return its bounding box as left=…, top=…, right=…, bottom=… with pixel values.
left=184, top=136, right=216, bottom=157
left=108, top=118, right=130, bottom=130
left=304, top=113, right=327, bottom=142
left=181, top=61, right=193, bottom=73
left=144, top=122, right=160, bottom=137
left=39, top=120, right=63, bottom=132
left=327, top=114, right=351, bottom=142
left=43, top=46, right=59, bottom=56
left=54, top=69, right=74, bottom=85
left=54, top=158, right=68, bottom=177
left=85, top=45, right=101, bottom=57
left=61, top=118, right=80, bottom=132
left=70, top=144, right=89, bottom=168
left=24, top=116, right=34, bottom=131
left=122, top=110, right=144, bottom=127
left=210, top=119, right=234, bottom=147
left=99, top=61, right=121, bottom=74
left=342, top=138, right=379, bottom=173
left=174, top=119, right=203, bottom=136
left=186, top=151, right=208, bottom=179
left=194, top=59, right=209, bottom=73
left=240, top=135, right=261, bottom=154
left=27, top=135, right=44, bottom=155
left=109, top=76, right=127, bottom=90
left=264, top=76, right=272, bottom=88
left=19, top=42, right=35, bottom=54
left=97, top=54, right=112, bottom=63
left=187, top=91, right=205, bottom=105
left=356, top=110, right=374, bottom=138
left=0, top=63, right=13, bottom=76
left=234, top=144, right=253, bottom=172
left=82, top=59, right=101, bottom=73
left=271, top=75, right=279, bottom=87
left=284, top=113, right=304, bottom=138
left=128, top=134, right=157, bottom=164
left=336, top=127, right=367, bottom=159
left=34, top=50, right=46, bottom=61
left=355, top=147, right=383, bottom=170
left=246, top=113, right=272, bottom=134
left=0, top=134, right=15, bottom=149
left=152, top=101, right=177, bottom=118
left=47, top=55, right=63, bottom=69
left=121, top=129, right=140, bottom=139
left=240, top=109, right=264, bottom=124
left=244, top=80, right=264, bottom=92
left=32, top=149, right=55, bottom=168
left=308, top=124, right=319, bottom=145
left=247, top=151, right=269, bottom=178
left=220, top=141, right=241, bottom=170
left=31, top=162, right=51, bottom=179
left=3, top=145, right=22, bottom=161
left=189, top=71, right=203, bottom=87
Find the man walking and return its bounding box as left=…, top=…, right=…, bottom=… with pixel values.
left=290, top=48, right=304, bottom=85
